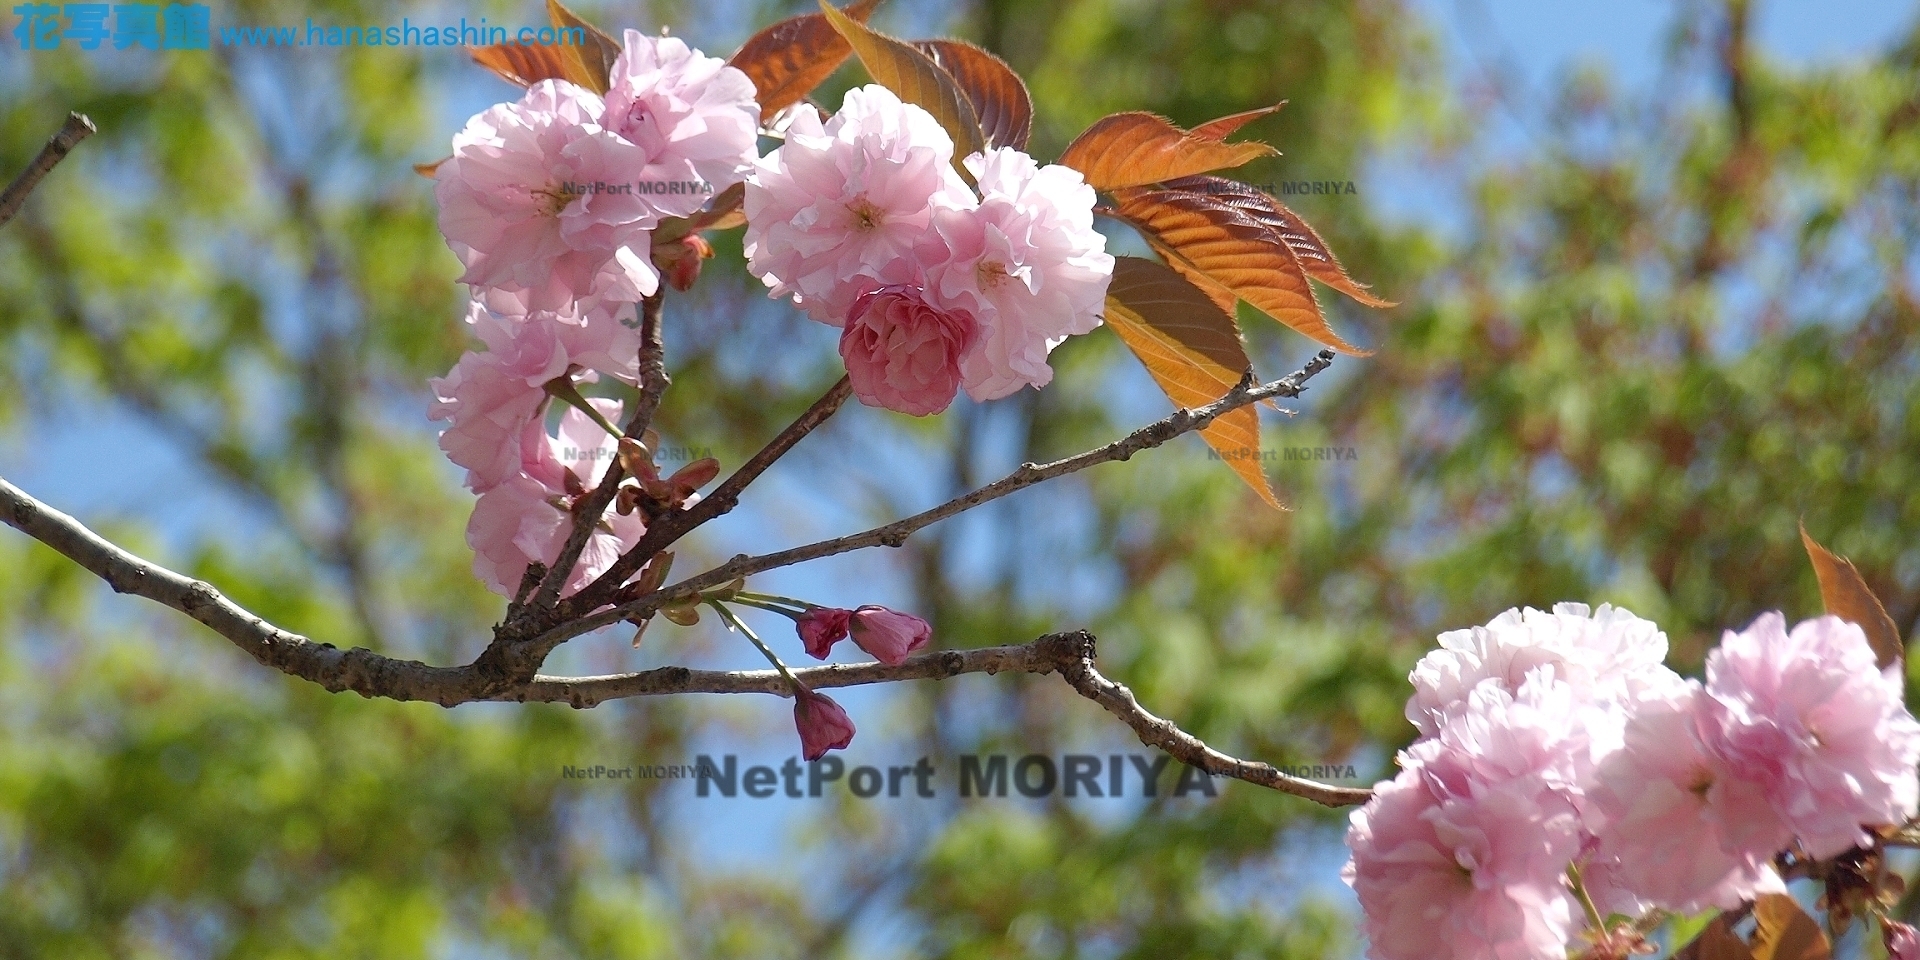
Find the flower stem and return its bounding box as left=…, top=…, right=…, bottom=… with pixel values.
left=1566, top=863, right=1610, bottom=942
left=544, top=376, right=625, bottom=440
left=730, top=592, right=817, bottom=617
left=708, top=600, right=802, bottom=696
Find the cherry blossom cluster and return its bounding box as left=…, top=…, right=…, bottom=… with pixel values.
left=1344, top=604, right=1920, bottom=960
left=744, top=85, right=1114, bottom=416
left=420, top=26, right=1121, bottom=762
left=428, top=32, right=759, bottom=598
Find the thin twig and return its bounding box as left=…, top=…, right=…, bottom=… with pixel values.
left=544, top=352, right=1338, bottom=648
left=1053, top=631, right=1375, bottom=807
left=558, top=375, right=853, bottom=619
left=516, top=633, right=1082, bottom=705
left=528, top=293, right=667, bottom=614
left=0, top=113, right=95, bottom=229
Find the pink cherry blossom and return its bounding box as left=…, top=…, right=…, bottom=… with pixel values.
left=601, top=30, right=760, bottom=221
left=1346, top=676, right=1587, bottom=960
left=1406, top=603, right=1681, bottom=738
left=796, top=607, right=852, bottom=659
left=928, top=148, right=1113, bottom=400
left=469, top=287, right=643, bottom=384
left=744, top=84, right=976, bottom=323
left=794, top=688, right=857, bottom=760
left=1586, top=680, right=1787, bottom=912
left=839, top=283, right=979, bottom=416
left=1347, top=770, right=1578, bottom=960
left=1697, top=612, right=1920, bottom=858
left=464, top=400, right=645, bottom=599
left=848, top=605, right=932, bottom=666
left=429, top=294, right=642, bottom=492
left=435, top=80, right=658, bottom=310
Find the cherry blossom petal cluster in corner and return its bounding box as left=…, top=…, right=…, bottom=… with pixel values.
left=1697, top=612, right=1920, bottom=858
left=1348, top=603, right=1920, bottom=960
left=744, top=85, right=1113, bottom=416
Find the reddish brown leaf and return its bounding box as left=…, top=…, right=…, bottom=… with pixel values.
left=728, top=0, right=882, bottom=121
left=1674, top=916, right=1756, bottom=960
left=413, top=157, right=449, bottom=178
left=546, top=0, right=621, bottom=94
left=818, top=1, right=984, bottom=168
left=1057, top=111, right=1278, bottom=191
left=1164, top=175, right=1396, bottom=308
left=469, top=42, right=578, bottom=89
left=467, top=0, right=621, bottom=93
left=1190, top=102, right=1285, bottom=141
left=1750, top=894, right=1831, bottom=960
left=1103, top=256, right=1283, bottom=510
left=1112, top=186, right=1370, bottom=355
left=1801, top=523, right=1904, bottom=669
left=912, top=39, right=1032, bottom=150
left=1151, top=241, right=1241, bottom=316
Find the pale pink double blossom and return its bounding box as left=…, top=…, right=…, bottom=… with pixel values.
left=435, top=33, right=758, bottom=312
left=1346, top=676, right=1588, bottom=960
left=429, top=292, right=641, bottom=493
left=1351, top=605, right=1920, bottom=959
left=745, top=85, right=1113, bottom=416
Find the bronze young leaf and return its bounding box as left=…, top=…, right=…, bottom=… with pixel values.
left=816, top=0, right=985, bottom=170
left=467, top=0, right=621, bottom=93
left=1189, top=102, right=1286, bottom=141
left=1164, top=175, right=1395, bottom=307
left=728, top=0, right=883, bottom=121
left=1800, top=522, right=1904, bottom=670
left=1103, top=256, right=1284, bottom=509
left=911, top=39, right=1033, bottom=150
left=1057, top=111, right=1279, bottom=191
left=1112, top=183, right=1373, bottom=355
left=546, top=0, right=622, bottom=95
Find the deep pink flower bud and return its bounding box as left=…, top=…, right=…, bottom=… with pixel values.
left=796, top=607, right=853, bottom=659
left=793, top=689, right=856, bottom=761
left=849, top=605, right=932, bottom=666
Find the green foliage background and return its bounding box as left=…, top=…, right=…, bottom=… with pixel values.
left=2, top=0, right=1918, bottom=956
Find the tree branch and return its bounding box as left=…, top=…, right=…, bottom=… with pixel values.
left=527, top=293, right=667, bottom=616
left=517, top=632, right=1082, bottom=705
left=1053, top=632, right=1375, bottom=807
left=0, top=475, right=1368, bottom=805
left=0, top=113, right=95, bottom=229
left=0, top=475, right=489, bottom=704
left=548, top=351, right=1338, bottom=646
left=512, top=630, right=1370, bottom=807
